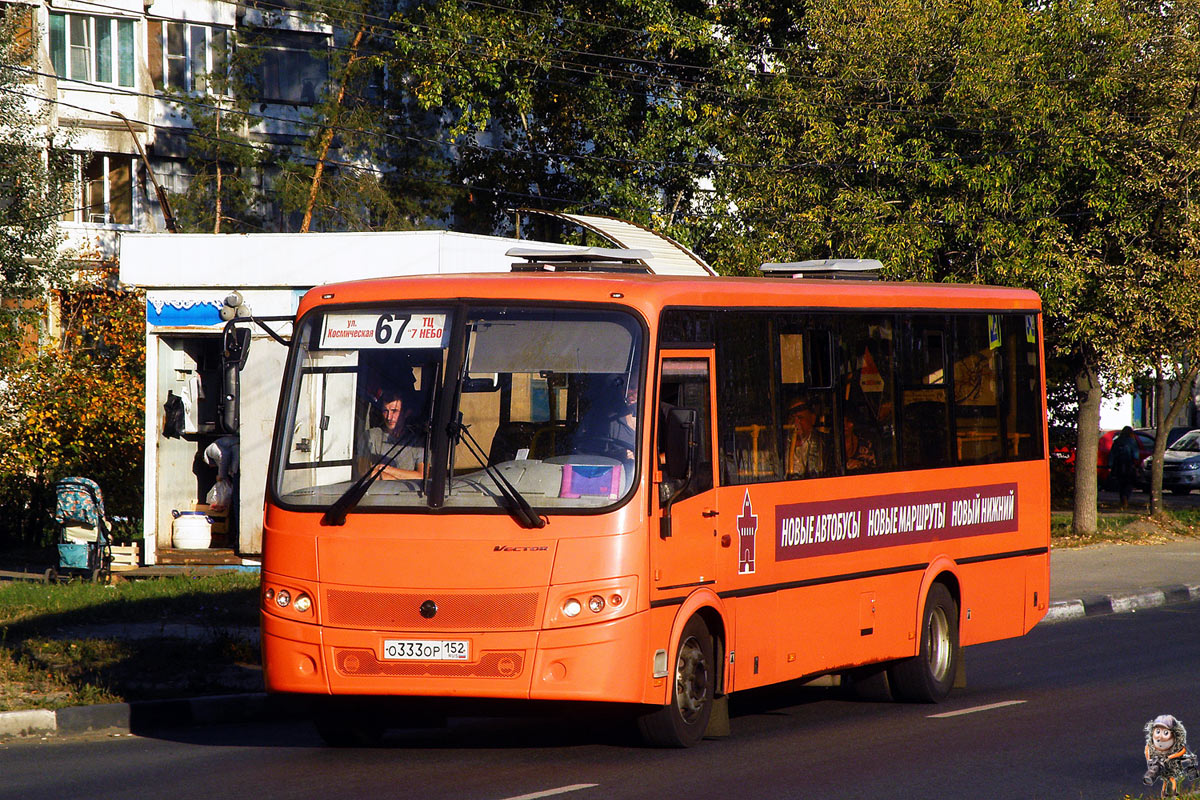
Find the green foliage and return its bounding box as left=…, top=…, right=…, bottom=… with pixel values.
left=164, top=37, right=266, bottom=233
left=390, top=0, right=732, bottom=243
left=0, top=268, right=145, bottom=546
left=0, top=572, right=259, bottom=628
left=0, top=6, right=73, bottom=336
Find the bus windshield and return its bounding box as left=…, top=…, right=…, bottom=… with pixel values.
left=274, top=304, right=644, bottom=514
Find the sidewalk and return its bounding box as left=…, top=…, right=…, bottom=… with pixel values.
left=4, top=537, right=1200, bottom=742
left=1044, top=537, right=1200, bottom=623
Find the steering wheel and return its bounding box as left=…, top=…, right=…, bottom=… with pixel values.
left=573, top=436, right=631, bottom=461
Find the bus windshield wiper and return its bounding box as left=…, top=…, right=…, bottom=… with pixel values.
left=447, top=416, right=546, bottom=529
left=321, top=435, right=416, bottom=526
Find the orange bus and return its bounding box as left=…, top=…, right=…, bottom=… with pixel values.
left=261, top=265, right=1048, bottom=747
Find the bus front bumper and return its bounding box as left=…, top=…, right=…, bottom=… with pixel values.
left=261, top=609, right=653, bottom=704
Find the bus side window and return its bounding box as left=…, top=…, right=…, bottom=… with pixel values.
left=900, top=316, right=952, bottom=469
left=659, top=359, right=713, bottom=500
left=953, top=316, right=1002, bottom=465
left=838, top=316, right=896, bottom=474
left=716, top=315, right=780, bottom=484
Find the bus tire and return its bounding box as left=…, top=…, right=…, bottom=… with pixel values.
left=637, top=615, right=714, bottom=747
left=888, top=582, right=959, bottom=703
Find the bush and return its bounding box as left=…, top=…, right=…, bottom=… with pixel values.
left=0, top=271, right=144, bottom=547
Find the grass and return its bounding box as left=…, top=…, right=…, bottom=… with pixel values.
left=0, top=573, right=261, bottom=712
left=1051, top=508, right=1200, bottom=549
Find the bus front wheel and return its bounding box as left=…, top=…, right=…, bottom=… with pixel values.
left=888, top=582, right=959, bottom=703
left=637, top=615, right=714, bottom=747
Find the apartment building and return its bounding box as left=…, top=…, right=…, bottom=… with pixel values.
left=6, top=0, right=341, bottom=261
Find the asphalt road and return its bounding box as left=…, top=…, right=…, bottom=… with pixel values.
left=3, top=603, right=1198, bottom=800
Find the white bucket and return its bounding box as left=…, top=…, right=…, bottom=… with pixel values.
left=172, top=510, right=212, bottom=549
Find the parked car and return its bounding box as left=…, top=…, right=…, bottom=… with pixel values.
left=1047, top=427, right=1158, bottom=488
left=1136, top=426, right=1192, bottom=449
left=1097, top=429, right=1155, bottom=488
left=1136, top=428, right=1200, bottom=494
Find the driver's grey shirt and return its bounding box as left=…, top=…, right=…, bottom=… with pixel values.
left=367, top=426, right=425, bottom=472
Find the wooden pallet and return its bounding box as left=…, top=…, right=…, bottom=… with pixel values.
left=109, top=543, right=141, bottom=571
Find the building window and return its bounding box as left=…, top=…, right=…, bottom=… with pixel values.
left=62, top=153, right=134, bottom=226
left=49, top=13, right=134, bottom=87
left=155, top=21, right=229, bottom=93
left=1, top=3, right=36, bottom=69
left=246, top=29, right=328, bottom=105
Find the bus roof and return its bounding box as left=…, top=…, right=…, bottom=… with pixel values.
left=296, top=272, right=1042, bottom=320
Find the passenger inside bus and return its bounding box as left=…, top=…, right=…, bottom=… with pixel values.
left=785, top=397, right=830, bottom=479
left=843, top=412, right=877, bottom=472
left=364, top=389, right=427, bottom=480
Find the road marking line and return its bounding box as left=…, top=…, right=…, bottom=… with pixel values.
left=928, top=700, right=1026, bottom=718
left=499, top=784, right=599, bottom=800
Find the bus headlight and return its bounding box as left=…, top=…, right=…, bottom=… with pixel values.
left=545, top=576, right=638, bottom=628
left=262, top=578, right=317, bottom=621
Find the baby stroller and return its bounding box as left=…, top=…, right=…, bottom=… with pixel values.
left=48, top=477, right=112, bottom=583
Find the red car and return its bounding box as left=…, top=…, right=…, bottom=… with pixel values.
left=1050, top=428, right=1155, bottom=488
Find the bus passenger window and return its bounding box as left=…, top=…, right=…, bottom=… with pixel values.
left=900, top=317, right=951, bottom=469
left=716, top=315, right=780, bottom=484
left=953, top=316, right=1002, bottom=465
left=784, top=396, right=831, bottom=478
left=838, top=317, right=896, bottom=473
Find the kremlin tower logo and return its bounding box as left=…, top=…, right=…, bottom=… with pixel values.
left=737, top=490, right=758, bottom=575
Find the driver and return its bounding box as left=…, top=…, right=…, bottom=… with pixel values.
left=572, top=373, right=639, bottom=462
left=365, top=390, right=426, bottom=480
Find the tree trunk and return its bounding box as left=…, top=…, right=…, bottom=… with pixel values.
left=214, top=106, right=222, bottom=234
left=300, top=28, right=364, bottom=233
left=1150, top=361, right=1167, bottom=514
left=1073, top=361, right=1102, bottom=535
left=1150, top=359, right=1200, bottom=516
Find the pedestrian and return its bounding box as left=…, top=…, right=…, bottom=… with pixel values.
left=1109, top=426, right=1139, bottom=509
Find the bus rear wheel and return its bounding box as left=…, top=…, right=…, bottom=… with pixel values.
left=888, top=582, right=959, bottom=703
left=637, top=615, right=714, bottom=747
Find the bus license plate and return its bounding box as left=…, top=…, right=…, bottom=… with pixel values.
left=382, top=639, right=470, bottom=661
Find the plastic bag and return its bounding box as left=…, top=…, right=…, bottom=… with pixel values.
left=206, top=478, right=233, bottom=512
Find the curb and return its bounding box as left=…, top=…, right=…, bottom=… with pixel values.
left=0, top=693, right=293, bottom=741
left=1043, top=583, right=1200, bottom=624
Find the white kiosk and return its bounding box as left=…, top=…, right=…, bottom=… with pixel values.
left=119, top=231, right=554, bottom=564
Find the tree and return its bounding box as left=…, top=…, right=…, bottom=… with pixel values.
left=389, top=0, right=731, bottom=242
left=265, top=0, right=436, bottom=232
left=0, top=264, right=145, bottom=545
left=165, top=34, right=266, bottom=233
left=705, top=0, right=1200, bottom=533
left=0, top=5, right=73, bottom=350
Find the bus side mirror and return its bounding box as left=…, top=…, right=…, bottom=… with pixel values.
left=220, top=322, right=251, bottom=434
left=223, top=322, right=251, bottom=370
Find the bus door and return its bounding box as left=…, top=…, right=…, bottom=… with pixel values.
left=652, top=352, right=719, bottom=594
